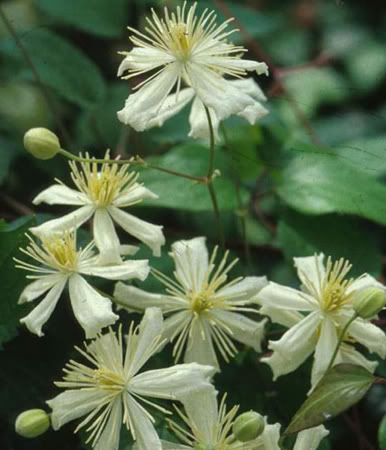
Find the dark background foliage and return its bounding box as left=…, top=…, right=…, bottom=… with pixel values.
left=0, top=0, right=386, bottom=448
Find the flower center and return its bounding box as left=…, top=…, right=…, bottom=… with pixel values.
left=169, top=23, right=192, bottom=60
left=93, top=368, right=125, bottom=393
left=190, top=292, right=214, bottom=314
left=43, top=233, right=78, bottom=271
left=321, top=258, right=353, bottom=313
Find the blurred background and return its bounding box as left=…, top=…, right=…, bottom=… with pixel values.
left=0, top=0, right=386, bottom=449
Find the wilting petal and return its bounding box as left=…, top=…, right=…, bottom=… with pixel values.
left=95, top=399, right=122, bottom=450
left=185, top=317, right=219, bottom=369
left=258, top=282, right=318, bottom=311
left=294, top=425, right=329, bottom=450
left=80, top=259, right=149, bottom=281
left=188, top=97, right=220, bottom=140
left=33, top=184, right=88, bottom=206
left=293, top=254, right=325, bottom=297
left=68, top=274, right=118, bottom=338
left=263, top=311, right=320, bottom=380
left=20, top=278, right=67, bottom=336
left=216, top=276, right=268, bottom=304
left=171, top=237, right=209, bottom=292
left=108, top=206, right=165, bottom=257
left=348, top=318, right=386, bottom=358
left=93, top=208, right=122, bottom=264
left=114, top=183, right=159, bottom=208
left=18, top=274, right=64, bottom=304
left=260, top=305, right=303, bottom=328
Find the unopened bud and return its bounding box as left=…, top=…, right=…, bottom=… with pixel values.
left=23, top=128, right=60, bottom=160
left=353, top=287, right=386, bottom=319
left=15, top=409, right=50, bottom=438
left=232, top=411, right=265, bottom=442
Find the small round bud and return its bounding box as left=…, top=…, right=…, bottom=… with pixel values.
left=353, top=287, right=386, bottom=319
left=232, top=411, right=265, bottom=442
left=23, top=128, right=60, bottom=160
left=15, top=409, right=50, bottom=438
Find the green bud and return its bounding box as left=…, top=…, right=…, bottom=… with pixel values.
left=232, top=411, right=265, bottom=442
left=352, top=287, right=386, bottom=319
left=23, top=127, right=60, bottom=160
left=15, top=409, right=50, bottom=438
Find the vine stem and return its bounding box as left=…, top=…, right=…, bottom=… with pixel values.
left=204, top=106, right=225, bottom=248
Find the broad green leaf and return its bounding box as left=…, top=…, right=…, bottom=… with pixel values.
left=0, top=0, right=38, bottom=37
left=138, top=143, right=249, bottom=211
left=0, top=137, right=21, bottom=185
left=0, top=29, right=106, bottom=108
left=0, top=216, right=35, bottom=347
left=36, top=0, right=129, bottom=38
left=275, top=145, right=386, bottom=227
left=286, top=364, right=375, bottom=434
left=379, top=414, right=386, bottom=450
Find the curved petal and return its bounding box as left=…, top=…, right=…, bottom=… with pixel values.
left=348, top=318, right=386, bottom=358
left=113, top=283, right=183, bottom=313
left=80, top=259, right=150, bottom=281
left=163, top=311, right=191, bottom=341
left=337, top=343, right=378, bottom=374
left=294, top=425, right=329, bottom=450
left=211, top=310, right=266, bottom=352
left=30, top=205, right=94, bottom=237
left=118, top=47, right=174, bottom=77
left=348, top=273, right=384, bottom=294
left=293, top=254, right=325, bottom=297
left=95, top=398, right=122, bottom=450
left=160, top=441, right=192, bottom=450
left=18, top=274, right=64, bottom=304
left=260, top=305, right=303, bottom=328
left=258, top=422, right=281, bottom=450
left=93, top=208, right=122, bottom=264
left=108, top=206, right=165, bottom=257
left=114, top=184, right=159, bottom=209
left=33, top=184, right=88, bottom=206
left=188, top=97, right=220, bottom=141
left=263, top=311, right=321, bottom=380
left=216, top=276, right=268, bottom=304
left=20, top=278, right=67, bottom=336
left=68, top=274, right=118, bottom=338
left=184, top=317, right=219, bottom=369
left=238, top=102, right=269, bottom=125
left=229, top=78, right=267, bottom=102
left=171, top=237, right=209, bottom=292
left=258, top=282, right=318, bottom=311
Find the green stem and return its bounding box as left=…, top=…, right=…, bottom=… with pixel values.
left=204, top=106, right=225, bottom=248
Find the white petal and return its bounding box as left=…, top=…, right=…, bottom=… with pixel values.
left=33, top=184, right=88, bottom=206
left=337, top=343, right=378, bottom=374
left=20, top=278, right=67, bottom=336
left=130, top=363, right=215, bottom=400
left=163, top=311, right=191, bottom=341
left=294, top=425, right=329, bottom=450
left=260, top=305, right=303, bottom=328
left=206, top=58, right=268, bottom=75
left=125, top=307, right=164, bottom=377
left=237, top=102, right=269, bottom=125
left=118, top=47, right=174, bottom=77
left=114, top=183, right=159, bottom=208
left=263, top=311, right=320, bottom=379
left=68, top=274, right=118, bottom=338
left=93, top=208, right=122, bottom=264
left=117, top=63, right=180, bottom=131
left=258, top=282, right=318, bottom=311
left=184, top=317, right=219, bottom=370
left=18, top=274, right=64, bottom=304
left=113, top=283, right=183, bottom=313
left=348, top=318, right=386, bottom=358
left=348, top=273, right=385, bottom=294
left=47, top=389, right=109, bottom=429
left=258, top=422, right=281, bottom=450
left=216, top=276, right=268, bottom=304
left=160, top=441, right=192, bottom=450
left=95, top=398, right=122, bottom=450
left=80, top=259, right=150, bottom=281
left=171, top=237, right=209, bottom=292
left=229, top=78, right=267, bottom=102
left=211, top=310, right=266, bottom=352
left=311, top=317, right=338, bottom=388
left=108, top=206, right=165, bottom=257
left=188, top=97, right=220, bottom=141
left=30, top=205, right=94, bottom=237
left=293, top=254, right=325, bottom=297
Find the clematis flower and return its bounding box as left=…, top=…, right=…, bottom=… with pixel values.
left=114, top=237, right=267, bottom=369
left=258, top=254, right=386, bottom=389
left=15, top=231, right=149, bottom=338
left=47, top=308, right=215, bottom=450
left=117, top=2, right=268, bottom=139
left=30, top=151, right=165, bottom=263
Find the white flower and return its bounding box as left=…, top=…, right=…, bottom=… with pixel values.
left=30, top=151, right=165, bottom=263
left=114, top=236, right=267, bottom=370
left=15, top=231, right=149, bottom=338
left=258, top=254, right=386, bottom=389
left=47, top=308, right=215, bottom=450
left=117, top=2, right=268, bottom=139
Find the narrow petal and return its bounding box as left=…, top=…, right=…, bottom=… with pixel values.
left=216, top=276, right=268, bottom=304
left=30, top=205, right=94, bottom=237
left=95, top=399, right=122, bottom=450
left=348, top=318, right=386, bottom=358
left=33, top=184, right=88, bottom=206
left=184, top=317, right=219, bottom=369
left=160, top=441, right=191, bottom=450
left=80, top=259, right=150, bottom=281
left=337, top=343, right=378, bottom=374
left=229, top=78, right=267, bottom=102
left=347, top=273, right=385, bottom=294
left=93, top=208, right=122, bottom=264
left=293, top=254, right=325, bottom=297
left=263, top=311, right=321, bottom=380
left=188, top=97, right=220, bottom=141
left=171, top=237, right=209, bottom=292
left=163, top=311, right=191, bottom=341
left=68, top=274, right=118, bottom=338
left=20, top=278, right=67, bottom=336
left=258, top=282, right=318, bottom=311
left=260, top=305, right=303, bottom=328
left=18, top=274, right=64, bottom=304
left=114, top=183, right=159, bottom=209
left=258, top=422, right=281, bottom=450
left=118, top=47, right=174, bottom=77
left=294, top=425, right=329, bottom=450
left=108, top=206, right=165, bottom=257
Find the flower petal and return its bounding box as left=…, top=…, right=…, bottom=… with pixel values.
left=20, top=278, right=67, bottom=336
left=108, top=206, right=165, bottom=257
left=188, top=97, right=220, bottom=141
left=294, top=425, right=329, bottom=450
left=30, top=205, right=94, bottom=237
left=93, top=208, right=122, bottom=264
left=163, top=311, right=191, bottom=341
left=257, top=422, right=281, bottom=450
left=348, top=273, right=384, bottom=294
left=68, top=274, right=118, bottom=338
left=293, top=254, right=325, bottom=297
left=80, top=259, right=150, bottom=281
left=348, top=318, right=386, bottom=358
left=95, top=398, right=122, bottom=450
left=260, top=305, right=303, bottom=328
left=337, top=343, right=378, bottom=374
left=33, top=184, right=88, bottom=206
left=18, top=274, right=64, bottom=304
left=114, top=183, right=159, bottom=208
left=171, top=237, right=209, bottom=292
left=258, top=282, right=318, bottom=311
left=263, top=311, right=320, bottom=380
left=160, top=441, right=192, bottom=450
left=230, top=78, right=267, bottom=102
left=216, top=276, right=268, bottom=304
left=118, top=47, right=174, bottom=77
left=184, top=317, right=219, bottom=369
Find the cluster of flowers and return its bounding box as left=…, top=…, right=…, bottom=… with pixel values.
left=15, top=2, right=386, bottom=450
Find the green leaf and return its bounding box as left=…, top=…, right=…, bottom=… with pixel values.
left=36, top=0, right=129, bottom=38
left=275, top=144, right=386, bottom=227
left=138, top=143, right=249, bottom=211
left=286, top=364, right=375, bottom=434
left=0, top=137, right=20, bottom=185
left=0, top=29, right=106, bottom=108
left=0, top=216, right=35, bottom=347
left=378, top=414, right=386, bottom=450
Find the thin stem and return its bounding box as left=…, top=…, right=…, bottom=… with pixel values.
left=0, top=5, right=71, bottom=146
left=204, top=106, right=225, bottom=248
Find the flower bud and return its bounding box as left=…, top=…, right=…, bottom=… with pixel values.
left=352, top=287, right=386, bottom=319
left=23, top=128, right=60, bottom=160
left=232, top=411, right=265, bottom=442
left=15, top=409, right=50, bottom=438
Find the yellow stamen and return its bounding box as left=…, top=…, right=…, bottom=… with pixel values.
left=93, top=368, right=125, bottom=393
left=42, top=233, right=78, bottom=271
left=321, top=257, right=353, bottom=312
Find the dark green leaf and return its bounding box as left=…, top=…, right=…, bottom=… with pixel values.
left=286, top=364, right=375, bottom=434
left=378, top=414, right=386, bottom=450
